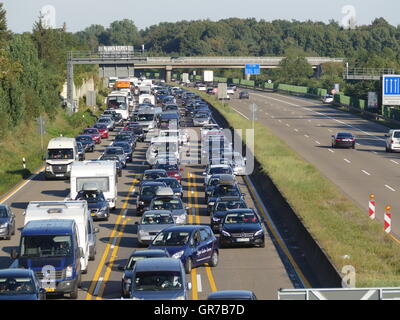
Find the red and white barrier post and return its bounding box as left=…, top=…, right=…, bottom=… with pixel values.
left=368, top=194, right=375, bottom=220
left=384, top=206, right=391, bottom=234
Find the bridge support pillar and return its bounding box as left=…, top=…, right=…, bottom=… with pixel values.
left=165, top=66, right=172, bottom=83
left=245, top=73, right=251, bottom=81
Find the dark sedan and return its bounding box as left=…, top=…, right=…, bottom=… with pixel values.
left=75, top=189, right=110, bottom=221
left=210, top=197, right=248, bottom=233
left=331, top=132, right=356, bottom=149
left=135, top=181, right=167, bottom=216
left=219, top=209, right=265, bottom=248
left=113, top=142, right=134, bottom=162
left=156, top=177, right=183, bottom=198
left=99, top=155, right=123, bottom=177
left=76, top=135, right=95, bottom=152
left=0, top=269, right=46, bottom=300
left=0, top=205, right=15, bottom=240
left=239, top=91, right=250, bottom=99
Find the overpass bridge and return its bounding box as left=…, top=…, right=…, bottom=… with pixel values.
left=66, top=51, right=344, bottom=109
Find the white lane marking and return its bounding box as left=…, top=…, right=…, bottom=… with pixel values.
left=362, top=170, right=371, bottom=176
left=286, top=123, right=290, bottom=127
left=304, top=135, right=309, bottom=138
left=196, top=274, right=202, bottom=293
left=122, top=208, right=128, bottom=218
left=93, top=277, right=104, bottom=296
left=391, top=160, right=399, bottom=165
left=328, top=149, right=335, bottom=153
left=328, top=129, right=333, bottom=133
left=278, top=120, right=282, bottom=123
left=294, top=129, right=299, bottom=132
left=315, top=141, right=321, bottom=145
left=232, top=108, right=250, bottom=120
left=110, top=236, right=118, bottom=249
left=344, top=159, right=351, bottom=164
left=385, top=185, right=396, bottom=192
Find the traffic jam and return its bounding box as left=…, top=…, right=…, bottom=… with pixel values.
left=0, top=77, right=264, bottom=300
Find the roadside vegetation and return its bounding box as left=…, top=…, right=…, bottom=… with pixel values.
left=193, top=89, right=400, bottom=287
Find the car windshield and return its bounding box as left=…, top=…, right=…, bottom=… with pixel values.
left=213, top=185, right=240, bottom=197
left=84, top=129, right=98, bottom=134
left=152, top=231, right=190, bottom=246
left=48, top=148, right=74, bottom=160
left=158, top=179, right=180, bottom=189
left=20, top=235, right=73, bottom=258
left=134, top=271, right=182, bottom=291
left=0, top=207, right=8, bottom=218
left=394, top=132, right=400, bottom=138
left=224, top=212, right=259, bottom=224
left=98, top=118, right=111, bottom=123
left=0, top=277, right=35, bottom=295
left=142, top=214, right=174, bottom=225
left=115, top=135, right=131, bottom=142
left=337, top=133, right=353, bottom=138
left=76, top=191, right=105, bottom=203
left=105, top=148, right=123, bottom=155
left=137, top=114, right=154, bottom=121
left=94, top=124, right=107, bottom=130
left=195, top=113, right=209, bottom=118
left=216, top=201, right=247, bottom=211
left=141, top=186, right=160, bottom=197
left=209, top=167, right=232, bottom=175
left=156, top=164, right=179, bottom=171
left=76, top=136, right=92, bottom=142
left=152, top=198, right=183, bottom=210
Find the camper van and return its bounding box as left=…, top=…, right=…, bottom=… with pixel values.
left=107, top=91, right=130, bottom=120
left=70, top=161, right=118, bottom=209
left=22, top=201, right=98, bottom=274
left=138, top=93, right=156, bottom=105
left=45, top=137, right=78, bottom=180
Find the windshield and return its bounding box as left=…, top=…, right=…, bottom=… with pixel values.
left=105, top=148, right=124, bottom=155
left=195, top=113, right=209, bottom=118
left=84, top=129, right=98, bottom=135
left=47, top=148, right=74, bottom=160
left=98, top=118, right=111, bottom=123
left=142, top=213, right=174, bottom=225
left=224, top=212, right=259, bottom=224
left=141, top=186, right=160, bottom=197
left=337, top=133, right=353, bottom=139
left=213, top=185, right=240, bottom=197
left=144, top=172, right=167, bottom=180
left=134, top=271, right=182, bottom=291
left=20, top=235, right=73, bottom=258
left=76, top=136, right=92, bottom=143
left=137, top=114, right=154, bottom=121
left=0, top=277, right=35, bottom=295
left=152, top=198, right=183, bottom=210
left=158, top=179, right=180, bottom=189
left=94, top=124, right=107, bottom=130
left=216, top=201, right=247, bottom=211
left=0, top=207, right=8, bottom=218
left=209, top=167, right=232, bottom=175
left=76, top=191, right=105, bottom=203
left=152, top=231, right=190, bottom=246
left=156, top=164, right=179, bottom=171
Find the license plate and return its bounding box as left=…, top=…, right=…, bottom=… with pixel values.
left=140, top=236, right=154, bottom=240
left=55, top=174, right=64, bottom=177
left=236, top=238, right=250, bottom=242
left=45, top=288, right=56, bottom=292
left=91, top=213, right=97, bottom=217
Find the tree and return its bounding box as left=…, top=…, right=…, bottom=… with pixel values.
left=0, top=3, right=11, bottom=47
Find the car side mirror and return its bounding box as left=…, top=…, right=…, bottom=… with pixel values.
left=10, top=248, right=19, bottom=260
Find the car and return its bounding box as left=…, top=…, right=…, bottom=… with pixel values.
left=135, top=181, right=167, bottom=216
left=156, top=177, right=183, bottom=198
left=75, top=135, right=95, bottom=152
left=210, top=197, right=248, bottom=233
left=207, top=180, right=244, bottom=215
left=239, top=91, right=250, bottom=99
left=153, top=162, right=183, bottom=182
left=97, top=117, right=115, bottom=131
left=128, top=258, right=191, bottom=300
left=193, top=112, right=211, bottom=127
left=148, top=225, right=219, bottom=274
left=82, top=128, right=102, bottom=144
left=103, top=110, right=123, bottom=126
left=112, top=142, right=134, bottom=162
left=203, top=164, right=234, bottom=186
left=118, top=250, right=171, bottom=298
left=136, top=210, right=176, bottom=246
left=205, top=174, right=235, bottom=203
left=141, top=169, right=169, bottom=182
left=227, top=87, right=235, bottom=95
left=124, top=123, right=145, bottom=142
left=322, top=94, right=334, bottom=104
left=149, top=188, right=189, bottom=224
left=103, top=147, right=127, bottom=167
left=99, top=154, right=123, bottom=177
left=0, top=205, right=15, bottom=240
left=76, top=142, right=85, bottom=161
left=331, top=132, right=356, bottom=149
left=219, top=209, right=265, bottom=248
left=93, top=123, right=109, bottom=139
left=114, top=133, right=136, bottom=148
left=385, top=129, right=400, bottom=152
left=0, top=269, right=46, bottom=300
left=75, top=188, right=110, bottom=221
left=207, top=290, right=257, bottom=300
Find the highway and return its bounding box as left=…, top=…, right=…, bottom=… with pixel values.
left=0, top=96, right=295, bottom=300
left=228, top=89, right=400, bottom=240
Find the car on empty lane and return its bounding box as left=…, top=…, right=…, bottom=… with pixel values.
left=331, top=132, right=356, bottom=149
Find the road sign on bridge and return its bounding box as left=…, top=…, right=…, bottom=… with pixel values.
left=245, top=64, right=260, bottom=75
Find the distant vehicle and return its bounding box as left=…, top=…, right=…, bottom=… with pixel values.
left=331, top=132, right=356, bottom=149
left=141, top=169, right=169, bottom=182
left=107, top=92, right=130, bottom=120
left=322, top=94, right=334, bottom=104
left=119, top=250, right=171, bottom=298
left=156, top=177, right=183, bottom=198
left=148, top=225, right=219, bottom=274
left=385, top=129, right=400, bottom=152
left=114, top=133, right=136, bottom=148
left=239, top=91, right=250, bottom=99
left=219, top=209, right=265, bottom=248
left=128, top=258, right=191, bottom=300
left=103, top=147, right=127, bottom=168
left=227, top=87, right=235, bottom=95
left=76, top=142, right=85, bottom=161
left=153, top=162, right=182, bottom=182
left=82, top=128, right=101, bottom=144
left=203, top=70, right=214, bottom=83
left=149, top=188, right=188, bottom=224
left=45, top=137, right=79, bottom=180
left=203, top=164, right=234, bottom=186
left=97, top=117, right=115, bottom=131
left=136, top=210, right=176, bottom=246
left=193, top=112, right=211, bottom=127
left=207, top=290, right=257, bottom=300
left=112, top=142, right=134, bottom=162
left=99, top=155, right=123, bottom=177
left=0, top=204, right=15, bottom=240
left=75, top=135, right=95, bottom=153
left=0, top=269, right=46, bottom=300
left=207, top=181, right=244, bottom=215
left=75, top=187, right=110, bottom=221
left=103, top=110, right=123, bottom=126
left=135, top=181, right=167, bottom=216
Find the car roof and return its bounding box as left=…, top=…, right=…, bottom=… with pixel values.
left=144, top=169, right=167, bottom=174
left=226, top=208, right=255, bottom=214
left=134, top=258, right=183, bottom=272
left=208, top=290, right=254, bottom=299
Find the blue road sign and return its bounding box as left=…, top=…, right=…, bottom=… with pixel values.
left=245, top=64, right=260, bottom=75
left=383, top=75, right=400, bottom=106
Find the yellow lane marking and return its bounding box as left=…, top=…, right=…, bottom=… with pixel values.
left=389, top=233, right=400, bottom=245
left=187, top=171, right=198, bottom=300
left=187, top=172, right=193, bottom=224
left=96, top=218, right=132, bottom=300
left=205, top=265, right=218, bottom=292
left=243, top=175, right=312, bottom=288
left=85, top=181, right=136, bottom=300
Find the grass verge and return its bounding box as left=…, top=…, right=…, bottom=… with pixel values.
left=190, top=88, right=400, bottom=287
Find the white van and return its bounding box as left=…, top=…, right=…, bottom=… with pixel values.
left=385, top=129, right=400, bottom=152
left=45, top=137, right=78, bottom=180
left=107, top=91, right=130, bottom=120
left=70, top=161, right=118, bottom=209
left=23, top=200, right=99, bottom=272
left=139, top=94, right=156, bottom=105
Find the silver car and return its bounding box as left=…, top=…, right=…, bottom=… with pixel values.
left=103, top=147, right=127, bottom=168
left=193, top=112, right=211, bottom=127
left=149, top=189, right=189, bottom=224
left=136, top=210, right=176, bottom=246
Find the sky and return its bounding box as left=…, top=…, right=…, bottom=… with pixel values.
left=3, top=0, right=400, bottom=33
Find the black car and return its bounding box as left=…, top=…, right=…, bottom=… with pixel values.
left=239, top=91, right=250, bottom=99
left=156, top=177, right=183, bottom=198
left=135, top=181, right=167, bottom=216
left=115, top=133, right=136, bottom=149
left=219, top=209, right=265, bottom=248
left=331, top=132, right=356, bottom=149
left=207, top=183, right=244, bottom=215
left=205, top=174, right=233, bottom=203
left=76, top=135, right=95, bottom=152
left=112, top=142, right=134, bottom=162
left=99, top=155, right=123, bottom=177
left=103, top=110, right=123, bottom=126
left=210, top=197, right=248, bottom=233
left=0, top=205, right=15, bottom=240
left=76, top=142, right=85, bottom=161
left=118, top=249, right=171, bottom=298
left=75, top=189, right=110, bottom=221
left=0, top=269, right=46, bottom=300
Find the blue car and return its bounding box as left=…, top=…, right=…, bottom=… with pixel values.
left=148, top=225, right=219, bottom=274
left=0, top=269, right=46, bottom=300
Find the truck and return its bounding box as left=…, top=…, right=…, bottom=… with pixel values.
left=70, top=161, right=118, bottom=209
left=203, top=70, right=214, bottom=83
left=45, top=137, right=78, bottom=180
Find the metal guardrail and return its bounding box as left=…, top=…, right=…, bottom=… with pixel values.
left=344, top=68, right=395, bottom=80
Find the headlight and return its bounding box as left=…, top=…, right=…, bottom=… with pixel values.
left=175, top=193, right=181, bottom=196
left=221, top=230, right=231, bottom=237
left=174, top=296, right=185, bottom=300
left=254, top=229, right=264, bottom=237
left=208, top=202, right=215, bottom=206
left=172, top=250, right=184, bottom=259
left=0, top=223, right=8, bottom=228
left=46, top=166, right=52, bottom=171
left=138, top=201, right=144, bottom=205
left=66, top=265, right=73, bottom=278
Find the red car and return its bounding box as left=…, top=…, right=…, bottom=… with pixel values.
left=154, top=163, right=183, bottom=182
left=93, top=123, right=109, bottom=139
left=82, top=128, right=102, bottom=144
